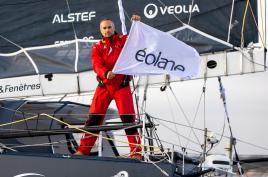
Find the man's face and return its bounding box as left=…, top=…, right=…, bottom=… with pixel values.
left=100, top=20, right=115, bottom=38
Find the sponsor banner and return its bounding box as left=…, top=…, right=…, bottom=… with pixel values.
left=0, top=74, right=88, bottom=99
left=113, top=21, right=200, bottom=78
left=143, top=3, right=200, bottom=19
left=0, top=0, right=257, bottom=53
left=0, top=76, right=42, bottom=98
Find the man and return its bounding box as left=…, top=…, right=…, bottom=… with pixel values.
left=75, top=15, right=142, bottom=159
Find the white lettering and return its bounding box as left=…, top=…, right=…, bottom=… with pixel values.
left=144, top=3, right=200, bottom=19
left=67, top=14, right=75, bottom=23
left=89, top=11, right=96, bottom=20
left=74, top=13, right=81, bottom=22
left=52, top=15, right=60, bottom=24
left=159, top=6, right=167, bottom=14
left=192, top=4, right=200, bottom=13
left=167, top=6, right=174, bottom=14
left=183, top=5, right=189, bottom=13
left=81, top=12, right=88, bottom=21
left=60, top=14, right=67, bottom=23
left=175, top=6, right=182, bottom=14
left=52, top=11, right=96, bottom=24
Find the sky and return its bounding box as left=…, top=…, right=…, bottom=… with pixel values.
left=142, top=71, right=268, bottom=156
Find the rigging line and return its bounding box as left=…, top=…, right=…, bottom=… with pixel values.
left=64, top=0, right=79, bottom=73
left=132, top=79, right=141, bottom=123
left=187, top=0, right=195, bottom=25
left=259, top=0, right=266, bottom=46
left=265, top=0, right=267, bottom=49
left=42, top=113, right=160, bottom=150
left=118, top=0, right=127, bottom=35
left=168, top=86, right=202, bottom=146
left=238, top=48, right=268, bottom=69
left=227, top=0, right=235, bottom=43
left=10, top=139, right=72, bottom=149
left=241, top=0, right=250, bottom=47
left=65, top=0, right=77, bottom=39
left=156, top=0, right=184, bottom=25
left=0, top=35, right=22, bottom=49
left=0, top=102, right=144, bottom=117
left=210, top=127, right=268, bottom=152
left=0, top=0, right=47, bottom=7
left=123, top=8, right=131, bottom=22
left=0, top=115, right=38, bottom=127
left=150, top=113, right=268, bottom=153
left=149, top=115, right=204, bottom=132
left=152, top=132, right=203, bottom=154
left=143, top=155, right=169, bottom=176
left=248, top=1, right=266, bottom=48
left=211, top=113, right=226, bottom=149
left=154, top=118, right=201, bottom=147
left=185, top=80, right=206, bottom=149
left=232, top=159, right=268, bottom=172
left=165, top=89, right=182, bottom=147
left=235, top=138, right=268, bottom=152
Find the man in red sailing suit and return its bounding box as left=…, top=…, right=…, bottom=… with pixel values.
left=76, top=15, right=142, bottom=159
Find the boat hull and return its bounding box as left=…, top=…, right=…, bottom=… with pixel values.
left=0, top=153, right=177, bottom=177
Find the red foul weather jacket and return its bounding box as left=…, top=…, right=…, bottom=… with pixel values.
left=92, top=33, right=129, bottom=95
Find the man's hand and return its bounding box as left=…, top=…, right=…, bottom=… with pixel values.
left=107, top=71, right=115, bottom=80
left=131, top=15, right=141, bottom=21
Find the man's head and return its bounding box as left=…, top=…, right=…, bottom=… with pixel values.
left=100, top=19, right=115, bottom=38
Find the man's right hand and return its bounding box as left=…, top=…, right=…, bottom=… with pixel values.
left=107, top=71, right=115, bottom=80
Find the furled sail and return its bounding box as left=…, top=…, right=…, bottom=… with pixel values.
left=0, top=0, right=265, bottom=99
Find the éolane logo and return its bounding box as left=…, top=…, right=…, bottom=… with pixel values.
left=52, top=11, right=96, bottom=24
left=144, top=3, right=200, bottom=19
left=135, top=49, right=185, bottom=72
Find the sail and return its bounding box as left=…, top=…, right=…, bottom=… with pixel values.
left=0, top=0, right=259, bottom=53
left=0, top=0, right=265, bottom=98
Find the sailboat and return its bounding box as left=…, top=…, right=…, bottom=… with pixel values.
left=0, top=0, right=267, bottom=176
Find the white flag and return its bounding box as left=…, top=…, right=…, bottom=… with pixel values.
left=113, top=21, right=201, bottom=78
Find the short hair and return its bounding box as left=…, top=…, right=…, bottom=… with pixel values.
left=100, top=18, right=113, bottom=24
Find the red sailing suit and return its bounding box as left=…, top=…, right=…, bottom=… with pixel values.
left=77, top=34, right=141, bottom=157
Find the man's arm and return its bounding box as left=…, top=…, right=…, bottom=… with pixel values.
left=92, top=45, right=109, bottom=80
left=108, top=15, right=141, bottom=78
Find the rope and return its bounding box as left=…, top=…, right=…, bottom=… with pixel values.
left=0, top=115, right=38, bottom=127
left=248, top=1, right=266, bottom=48
left=241, top=0, right=250, bottom=47
left=0, top=112, right=160, bottom=150
left=44, top=113, right=161, bottom=150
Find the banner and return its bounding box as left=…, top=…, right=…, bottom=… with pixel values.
left=113, top=21, right=200, bottom=78
left=0, top=0, right=258, bottom=53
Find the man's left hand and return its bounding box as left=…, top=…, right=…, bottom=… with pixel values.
left=131, top=15, right=141, bottom=21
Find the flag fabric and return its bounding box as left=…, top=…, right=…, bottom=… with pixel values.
left=113, top=21, right=201, bottom=78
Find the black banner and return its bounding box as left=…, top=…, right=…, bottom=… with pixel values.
left=0, top=0, right=258, bottom=53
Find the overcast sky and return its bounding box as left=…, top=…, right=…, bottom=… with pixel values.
left=141, top=71, right=268, bottom=156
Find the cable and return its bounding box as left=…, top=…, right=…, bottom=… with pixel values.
left=187, top=0, right=195, bottom=25
left=185, top=80, right=206, bottom=149
left=165, top=90, right=182, bottom=147
left=168, top=86, right=202, bottom=146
